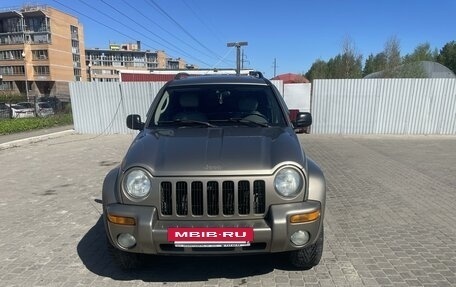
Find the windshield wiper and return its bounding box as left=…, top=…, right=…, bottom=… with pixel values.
left=228, top=118, right=270, bottom=127
left=158, top=120, right=217, bottom=128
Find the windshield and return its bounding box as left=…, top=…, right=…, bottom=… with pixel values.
left=149, top=85, right=287, bottom=128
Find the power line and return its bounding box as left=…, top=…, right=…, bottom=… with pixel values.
left=52, top=0, right=230, bottom=68
left=182, top=1, right=225, bottom=45
left=182, top=0, right=233, bottom=66
left=96, top=0, right=213, bottom=66
left=144, top=0, right=224, bottom=62
left=120, top=0, right=211, bottom=61
left=51, top=0, right=157, bottom=51
left=53, top=0, right=213, bottom=67
left=208, top=48, right=234, bottom=70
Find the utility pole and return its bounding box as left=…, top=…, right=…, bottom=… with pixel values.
left=227, top=41, right=248, bottom=75
left=22, top=51, right=29, bottom=101
left=241, top=49, right=244, bottom=70
left=273, top=58, right=277, bottom=77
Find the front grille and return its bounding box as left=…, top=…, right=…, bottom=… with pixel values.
left=160, top=180, right=266, bottom=217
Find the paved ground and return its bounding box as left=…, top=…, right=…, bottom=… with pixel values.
left=0, top=133, right=455, bottom=286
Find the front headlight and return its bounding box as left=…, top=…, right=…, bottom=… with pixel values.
left=274, top=167, right=303, bottom=198
left=122, top=168, right=151, bottom=199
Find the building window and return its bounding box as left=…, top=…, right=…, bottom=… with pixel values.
left=25, top=17, right=48, bottom=32
left=74, top=68, right=81, bottom=77
left=0, top=34, right=23, bottom=45
left=32, top=50, right=48, bottom=60
left=2, top=18, right=22, bottom=32
left=31, top=33, right=51, bottom=44
left=34, top=66, right=50, bottom=75
left=0, top=50, right=23, bottom=60
left=0, top=81, right=14, bottom=90
left=73, top=54, right=81, bottom=67
left=0, top=66, right=24, bottom=75
left=70, top=25, right=79, bottom=40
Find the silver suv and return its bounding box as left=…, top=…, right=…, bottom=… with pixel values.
left=102, top=72, right=326, bottom=270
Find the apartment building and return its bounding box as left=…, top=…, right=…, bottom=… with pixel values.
left=0, top=5, right=85, bottom=99
left=86, top=43, right=187, bottom=82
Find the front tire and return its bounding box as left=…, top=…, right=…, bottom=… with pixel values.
left=289, top=226, right=324, bottom=270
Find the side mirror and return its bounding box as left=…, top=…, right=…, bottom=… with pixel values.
left=295, top=112, right=312, bottom=128
left=126, top=114, right=144, bottom=130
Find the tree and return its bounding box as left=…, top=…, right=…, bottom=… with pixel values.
left=403, top=42, right=438, bottom=64
left=323, top=38, right=363, bottom=79
left=383, top=36, right=402, bottom=77
left=305, top=37, right=363, bottom=80
left=339, top=38, right=363, bottom=78
left=305, top=59, right=329, bottom=81
left=363, top=52, right=387, bottom=77
left=437, top=41, right=456, bottom=74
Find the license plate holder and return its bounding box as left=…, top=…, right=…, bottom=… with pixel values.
left=168, top=227, right=254, bottom=247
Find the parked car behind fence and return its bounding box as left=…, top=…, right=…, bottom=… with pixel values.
left=36, top=102, right=54, bottom=117
left=16, top=101, right=55, bottom=117
left=5, top=103, right=35, bottom=118
left=0, top=102, right=10, bottom=119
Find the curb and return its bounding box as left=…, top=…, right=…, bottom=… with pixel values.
left=0, top=129, right=76, bottom=150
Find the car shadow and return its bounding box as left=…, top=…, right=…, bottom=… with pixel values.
left=77, top=216, right=293, bottom=282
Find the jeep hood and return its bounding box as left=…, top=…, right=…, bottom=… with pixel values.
left=121, top=127, right=307, bottom=176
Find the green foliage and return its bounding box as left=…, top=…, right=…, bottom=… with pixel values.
left=305, top=37, right=456, bottom=79
left=327, top=53, right=363, bottom=79
left=0, top=114, right=73, bottom=135
left=0, top=92, right=26, bottom=103
left=403, top=43, right=438, bottom=64
left=363, top=53, right=387, bottom=77
left=383, top=36, right=402, bottom=78
left=437, top=41, right=456, bottom=74
left=305, top=59, right=329, bottom=81
left=396, top=62, right=427, bottom=78
left=306, top=38, right=362, bottom=80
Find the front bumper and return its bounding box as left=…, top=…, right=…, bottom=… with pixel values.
left=105, top=201, right=322, bottom=255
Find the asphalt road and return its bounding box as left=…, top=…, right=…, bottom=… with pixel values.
left=0, top=132, right=455, bottom=286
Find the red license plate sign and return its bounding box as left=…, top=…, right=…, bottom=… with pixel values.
left=168, top=227, right=254, bottom=247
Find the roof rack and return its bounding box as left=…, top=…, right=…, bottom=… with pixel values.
left=248, top=71, right=264, bottom=79
left=174, top=72, right=190, bottom=80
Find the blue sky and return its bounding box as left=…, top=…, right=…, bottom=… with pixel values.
left=3, top=0, right=455, bottom=77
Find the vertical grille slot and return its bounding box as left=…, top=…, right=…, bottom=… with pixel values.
left=253, top=180, right=265, bottom=214
left=207, top=181, right=219, bottom=215
left=161, top=182, right=172, bottom=215
left=222, top=181, right=235, bottom=215
left=176, top=181, right=188, bottom=215
left=238, top=180, right=250, bottom=214
left=160, top=179, right=266, bottom=217
left=191, top=181, right=203, bottom=215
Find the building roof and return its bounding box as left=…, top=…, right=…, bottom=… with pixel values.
left=271, top=73, right=310, bottom=83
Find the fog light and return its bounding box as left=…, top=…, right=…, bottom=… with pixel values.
left=290, top=230, right=310, bottom=246
left=117, top=233, right=136, bottom=249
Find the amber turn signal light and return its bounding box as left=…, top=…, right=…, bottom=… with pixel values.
left=290, top=210, right=320, bottom=223
left=107, top=214, right=136, bottom=225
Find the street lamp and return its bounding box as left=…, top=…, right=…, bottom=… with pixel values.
left=227, top=41, right=248, bottom=75
left=22, top=51, right=29, bottom=101
left=87, top=62, right=92, bottom=82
